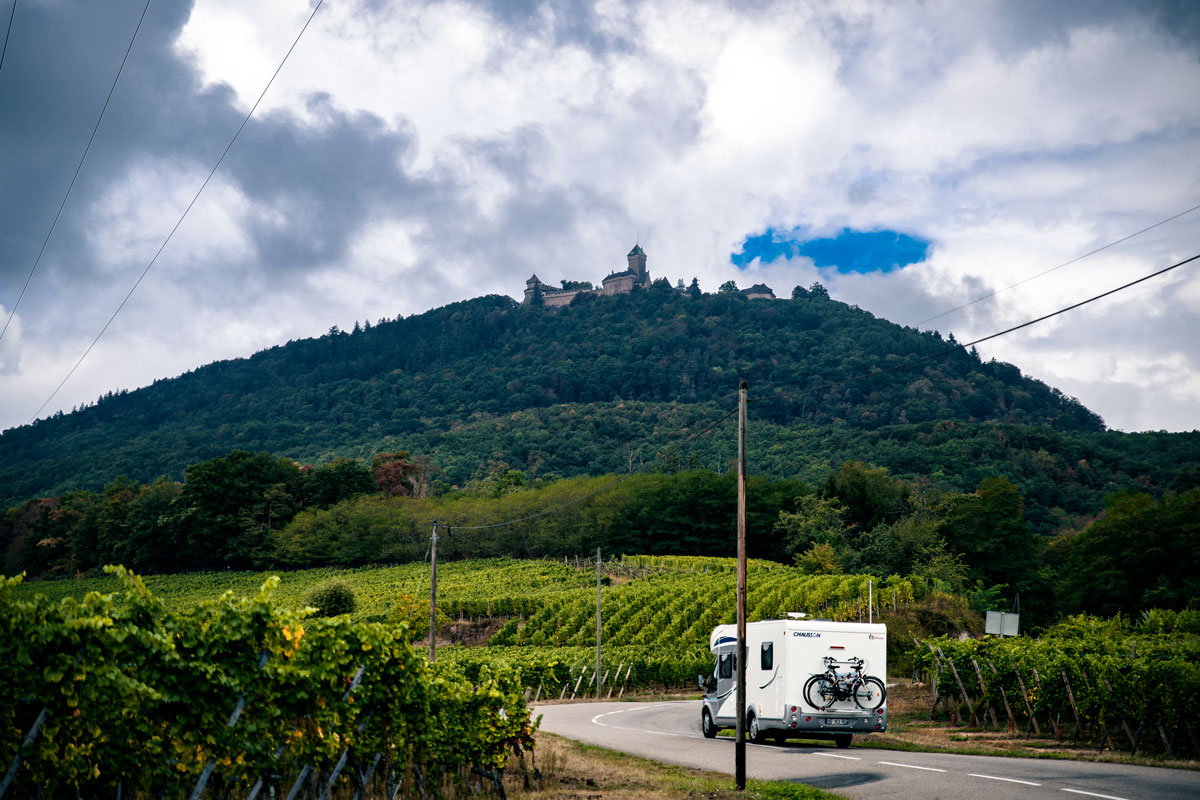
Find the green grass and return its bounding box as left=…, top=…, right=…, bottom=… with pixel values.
left=545, top=734, right=846, bottom=799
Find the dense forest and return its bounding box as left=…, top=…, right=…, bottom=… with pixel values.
left=3, top=282, right=1197, bottom=626
left=4, top=448, right=1197, bottom=629
left=0, top=283, right=1113, bottom=506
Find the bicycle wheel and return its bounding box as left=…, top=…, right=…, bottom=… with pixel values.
left=804, top=675, right=836, bottom=710
left=853, top=676, right=886, bottom=710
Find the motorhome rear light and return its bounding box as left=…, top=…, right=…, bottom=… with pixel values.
left=805, top=716, right=811, bottom=722
left=791, top=722, right=797, bottom=728
left=875, top=724, right=881, bottom=730
left=877, top=708, right=883, bottom=714
left=791, top=706, right=797, bottom=712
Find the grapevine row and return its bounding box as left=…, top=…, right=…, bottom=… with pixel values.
left=0, top=570, right=533, bottom=798
left=916, top=616, right=1200, bottom=756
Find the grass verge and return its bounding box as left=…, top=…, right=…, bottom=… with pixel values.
left=505, top=731, right=846, bottom=799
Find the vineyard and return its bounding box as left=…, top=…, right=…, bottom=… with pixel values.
left=10, top=558, right=599, bottom=623
left=915, top=611, right=1200, bottom=757
left=8, top=553, right=1200, bottom=796
left=11, top=556, right=924, bottom=700
left=0, top=568, right=533, bottom=799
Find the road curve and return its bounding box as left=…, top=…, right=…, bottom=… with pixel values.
left=534, top=700, right=1200, bottom=800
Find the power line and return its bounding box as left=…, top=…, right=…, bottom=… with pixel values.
left=0, top=0, right=151, bottom=344
left=397, top=251, right=1199, bottom=537
left=0, top=0, right=16, bottom=76
left=753, top=252, right=1200, bottom=408
left=28, top=0, right=325, bottom=423
left=917, top=202, right=1200, bottom=327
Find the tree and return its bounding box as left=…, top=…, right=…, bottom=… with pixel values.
left=372, top=451, right=434, bottom=498
left=172, top=450, right=304, bottom=569
left=808, top=282, right=829, bottom=298
left=791, top=284, right=810, bottom=299
left=850, top=513, right=966, bottom=591
left=718, top=280, right=740, bottom=294
left=937, top=476, right=1037, bottom=592
left=773, top=494, right=849, bottom=559
left=688, top=277, right=702, bottom=298
left=1059, top=489, right=1200, bottom=616
left=304, top=458, right=377, bottom=508
left=820, top=461, right=911, bottom=533
left=795, top=541, right=842, bottom=574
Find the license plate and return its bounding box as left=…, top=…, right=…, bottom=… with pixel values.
left=824, top=718, right=849, bottom=726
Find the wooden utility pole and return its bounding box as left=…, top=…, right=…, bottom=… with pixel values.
left=429, top=520, right=438, bottom=662
left=596, top=546, right=603, bottom=697
left=736, top=380, right=748, bottom=791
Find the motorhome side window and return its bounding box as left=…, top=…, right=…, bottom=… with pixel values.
left=718, top=653, right=733, bottom=679
left=761, top=642, right=773, bottom=670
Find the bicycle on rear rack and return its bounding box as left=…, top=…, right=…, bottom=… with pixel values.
left=803, top=656, right=886, bottom=711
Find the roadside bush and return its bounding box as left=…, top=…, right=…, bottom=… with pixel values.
left=304, top=579, right=357, bottom=617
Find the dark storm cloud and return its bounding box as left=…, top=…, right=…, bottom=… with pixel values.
left=0, top=1, right=195, bottom=289
left=0, top=0, right=421, bottom=314
left=413, top=125, right=630, bottom=287
left=219, top=94, right=424, bottom=278
left=996, top=0, right=1200, bottom=48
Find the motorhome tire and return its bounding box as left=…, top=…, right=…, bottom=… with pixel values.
left=748, top=713, right=766, bottom=744
left=834, top=734, right=852, bottom=749
left=701, top=707, right=717, bottom=738
left=853, top=676, right=886, bottom=711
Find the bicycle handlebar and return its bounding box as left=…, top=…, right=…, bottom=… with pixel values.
left=821, top=656, right=865, bottom=668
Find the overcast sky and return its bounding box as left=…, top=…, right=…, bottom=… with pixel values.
left=1, top=0, right=1198, bottom=434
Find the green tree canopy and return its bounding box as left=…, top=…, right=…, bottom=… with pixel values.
left=1060, top=490, right=1200, bottom=616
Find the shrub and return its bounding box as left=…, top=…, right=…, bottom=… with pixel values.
left=305, top=580, right=357, bottom=617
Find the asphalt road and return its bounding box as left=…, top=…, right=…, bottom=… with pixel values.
left=534, top=700, right=1200, bottom=800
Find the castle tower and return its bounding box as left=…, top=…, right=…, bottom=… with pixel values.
left=523, top=274, right=543, bottom=304
left=627, top=244, right=648, bottom=285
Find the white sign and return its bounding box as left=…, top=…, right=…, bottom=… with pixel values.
left=985, top=611, right=1020, bottom=637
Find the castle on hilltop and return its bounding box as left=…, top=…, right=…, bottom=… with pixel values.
left=523, top=244, right=651, bottom=307
left=522, top=244, right=779, bottom=306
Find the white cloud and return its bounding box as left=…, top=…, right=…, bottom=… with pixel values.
left=3, top=0, right=1199, bottom=433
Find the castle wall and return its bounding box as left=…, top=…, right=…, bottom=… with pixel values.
left=602, top=274, right=635, bottom=295
left=543, top=290, right=580, bottom=308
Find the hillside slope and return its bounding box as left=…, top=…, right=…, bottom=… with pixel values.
left=1, top=285, right=1107, bottom=505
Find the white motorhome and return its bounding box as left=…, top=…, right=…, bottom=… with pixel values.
left=699, top=617, right=888, bottom=748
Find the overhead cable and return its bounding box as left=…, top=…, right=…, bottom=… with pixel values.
left=397, top=249, right=1200, bottom=535
left=753, top=252, right=1200, bottom=408
left=28, top=0, right=325, bottom=422
left=0, top=0, right=16, bottom=75
left=917, top=202, right=1200, bottom=327
left=0, top=0, right=152, bottom=343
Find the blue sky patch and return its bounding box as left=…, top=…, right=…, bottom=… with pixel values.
left=731, top=227, right=930, bottom=274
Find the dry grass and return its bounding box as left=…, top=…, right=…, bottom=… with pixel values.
left=499, top=732, right=844, bottom=800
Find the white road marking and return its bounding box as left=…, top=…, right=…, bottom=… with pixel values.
left=812, top=752, right=860, bottom=760
left=1061, top=789, right=1131, bottom=800
left=877, top=761, right=947, bottom=772
left=590, top=706, right=694, bottom=738
left=970, top=773, right=1041, bottom=786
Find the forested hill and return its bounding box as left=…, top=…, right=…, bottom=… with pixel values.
left=1, top=283, right=1107, bottom=505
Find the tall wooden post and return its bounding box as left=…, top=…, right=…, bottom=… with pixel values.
left=429, top=520, right=438, bottom=662
left=736, top=380, right=748, bottom=790
left=596, top=546, right=603, bottom=697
